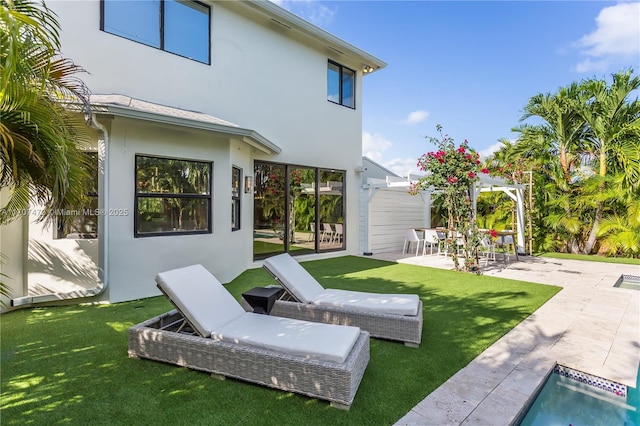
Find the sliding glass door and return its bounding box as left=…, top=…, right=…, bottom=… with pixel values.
left=253, top=161, right=344, bottom=260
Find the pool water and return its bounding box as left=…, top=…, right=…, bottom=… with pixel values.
left=518, top=365, right=639, bottom=426
left=614, top=274, right=640, bottom=291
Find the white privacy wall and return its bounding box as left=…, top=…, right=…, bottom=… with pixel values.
left=363, top=188, right=430, bottom=254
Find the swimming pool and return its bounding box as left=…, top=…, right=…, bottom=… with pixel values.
left=517, top=364, right=639, bottom=425
left=615, top=274, right=640, bottom=291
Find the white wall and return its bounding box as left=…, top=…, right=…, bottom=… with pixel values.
left=51, top=0, right=365, bottom=256
left=0, top=188, right=27, bottom=311
left=26, top=219, right=100, bottom=296
left=366, top=189, right=430, bottom=254
left=51, top=1, right=364, bottom=167
left=39, top=0, right=372, bottom=302
left=102, top=116, right=259, bottom=302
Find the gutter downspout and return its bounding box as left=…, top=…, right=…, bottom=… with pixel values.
left=10, top=114, right=110, bottom=307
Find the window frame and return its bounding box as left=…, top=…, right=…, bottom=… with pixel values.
left=252, top=160, right=346, bottom=260
left=100, top=0, right=211, bottom=65
left=134, top=154, right=213, bottom=238
left=55, top=151, right=100, bottom=239
left=327, top=60, right=356, bottom=109
left=232, top=166, right=241, bottom=231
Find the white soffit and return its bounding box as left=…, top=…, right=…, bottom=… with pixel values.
left=89, top=94, right=281, bottom=155
left=233, top=0, right=387, bottom=74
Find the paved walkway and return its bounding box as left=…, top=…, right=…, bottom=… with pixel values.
left=368, top=252, right=640, bottom=425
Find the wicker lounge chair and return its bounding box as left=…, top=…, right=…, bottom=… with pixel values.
left=128, top=264, right=370, bottom=409
left=262, top=253, right=423, bottom=347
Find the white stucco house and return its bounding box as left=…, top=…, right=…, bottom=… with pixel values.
left=0, top=0, right=386, bottom=310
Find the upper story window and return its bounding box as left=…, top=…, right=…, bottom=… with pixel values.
left=101, top=0, right=210, bottom=64
left=327, top=60, right=355, bottom=109
left=135, top=155, right=212, bottom=237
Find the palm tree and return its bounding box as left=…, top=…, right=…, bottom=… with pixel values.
left=516, top=83, right=588, bottom=185
left=577, top=69, right=640, bottom=253
left=1, top=0, right=93, bottom=305
left=1, top=0, right=93, bottom=225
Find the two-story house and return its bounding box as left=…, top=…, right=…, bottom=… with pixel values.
left=0, top=0, right=386, bottom=309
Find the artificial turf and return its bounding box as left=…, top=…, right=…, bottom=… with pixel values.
left=1, top=256, right=560, bottom=425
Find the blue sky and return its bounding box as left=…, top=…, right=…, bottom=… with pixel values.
left=272, top=0, right=640, bottom=177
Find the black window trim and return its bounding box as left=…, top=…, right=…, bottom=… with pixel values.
left=134, top=154, right=213, bottom=238
left=327, top=59, right=356, bottom=110
left=252, top=160, right=346, bottom=260
left=232, top=165, right=241, bottom=232
left=100, top=0, right=212, bottom=65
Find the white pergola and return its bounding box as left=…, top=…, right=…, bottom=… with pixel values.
left=363, top=174, right=527, bottom=254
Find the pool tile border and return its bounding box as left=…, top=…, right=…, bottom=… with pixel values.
left=554, top=364, right=627, bottom=398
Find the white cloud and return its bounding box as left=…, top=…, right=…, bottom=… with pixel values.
left=575, top=58, right=609, bottom=74
left=574, top=2, right=640, bottom=72
left=384, top=157, right=421, bottom=178
left=362, top=131, right=392, bottom=164
left=478, top=142, right=504, bottom=159
left=400, top=110, right=430, bottom=126
left=269, top=0, right=336, bottom=27
left=362, top=131, right=424, bottom=177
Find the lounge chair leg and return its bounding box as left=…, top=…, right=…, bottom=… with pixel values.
left=211, top=373, right=226, bottom=381
left=404, top=342, right=420, bottom=348
left=329, top=401, right=351, bottom=410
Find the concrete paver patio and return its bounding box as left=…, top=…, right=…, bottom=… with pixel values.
left=368, top=252, right=640, bottom=425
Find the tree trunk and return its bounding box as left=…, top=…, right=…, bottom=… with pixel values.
left=559, top=148, right=572, bottom=184
left=583, top=202, right=603, bottom=254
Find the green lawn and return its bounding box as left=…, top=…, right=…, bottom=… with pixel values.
left=1, top=256, right=560, bottom=425
left=540, top=252, right=640, bottom=265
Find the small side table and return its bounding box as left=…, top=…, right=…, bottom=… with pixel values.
left=241, top=286, right=284, bottom=315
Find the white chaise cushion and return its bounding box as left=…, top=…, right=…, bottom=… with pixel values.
left=263, top=253, right=324, bottom=303
left=155, top=264, right=246, bottom=337
left=312, top=289, right=421, bottom=316
left=212, top=313, right=360, bottom=364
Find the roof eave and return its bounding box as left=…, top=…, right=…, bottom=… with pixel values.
left=93, top=103, right=281, bottom=155
left=240, top=0, right=387, bottom=74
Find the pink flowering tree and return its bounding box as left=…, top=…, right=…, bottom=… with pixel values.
left=411, top=125, right=484, bottom=272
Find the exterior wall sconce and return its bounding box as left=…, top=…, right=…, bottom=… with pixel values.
left=244, top=176, right=253, bottom=193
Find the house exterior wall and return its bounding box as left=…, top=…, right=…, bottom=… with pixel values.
left=0, top=188, right=27, bottom=308
left=102, top=116, right=257, bottom=302
left=3, top=0, right=379, bottom=305
left=52, top=0, right=364, bottom=168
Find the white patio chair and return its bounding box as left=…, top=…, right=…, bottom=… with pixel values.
left=321, top=223, right=334, bottom=243
left=403, top=229, right=426, bottom=256
left=423, top=229, right=441, bottom=255
left=454, top=232, right=466, bottom=255
left=480, top=236, right=496, bottom=262
left=496, top=232, right=515, bottom=262
left=435, top=230, right=448, bottom=255
left=333, top=223, right=343, bottom=244
left=308, top=222, right=315, bottom=241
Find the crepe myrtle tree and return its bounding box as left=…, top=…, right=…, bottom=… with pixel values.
left=411, top=125, right=484, bottom=273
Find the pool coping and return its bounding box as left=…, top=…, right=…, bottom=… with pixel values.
left=381, top=254, right=640, bottom=425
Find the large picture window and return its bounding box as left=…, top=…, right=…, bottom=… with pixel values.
left=253, top=161, right=345, bottom=260
left=101, top=0, right=210, bottom=64
left=327, top=60, right=355, bottom=108
left=135, top=155, right=211, bottom=237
